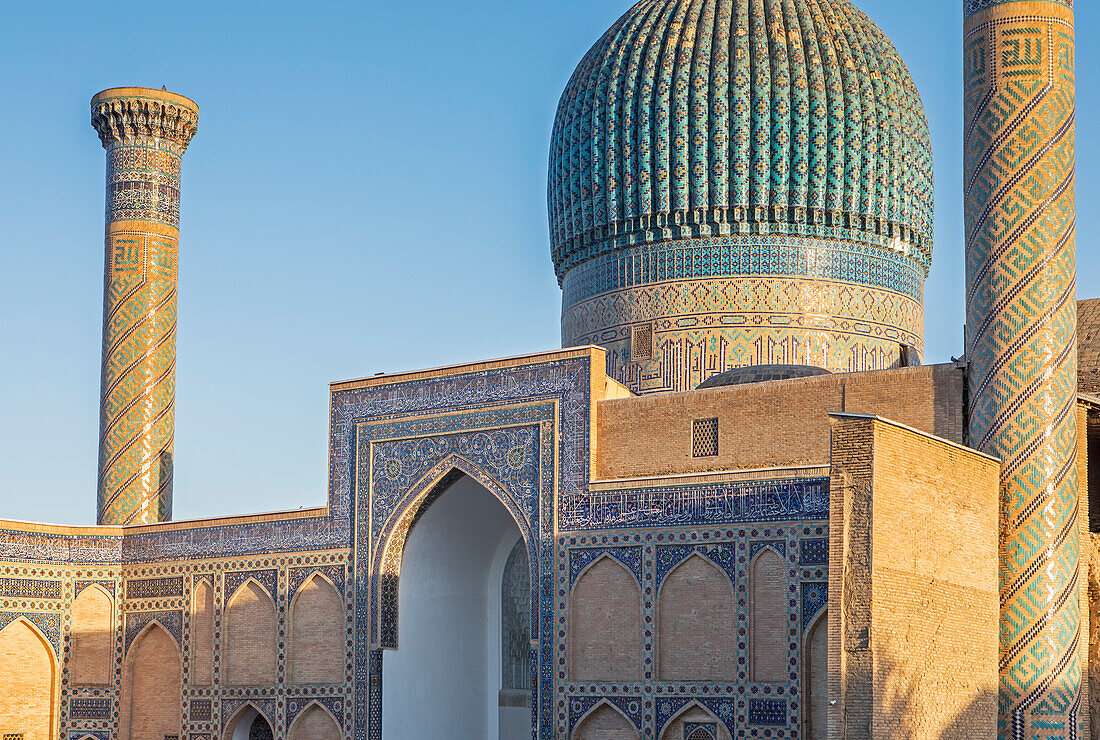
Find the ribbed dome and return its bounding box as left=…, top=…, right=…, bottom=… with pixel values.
left=548, top=0, right=933, bottom=281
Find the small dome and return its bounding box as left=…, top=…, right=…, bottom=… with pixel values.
left=548, top=0, right=933, bottom=280
left=696, top=364, right=832, bottom=389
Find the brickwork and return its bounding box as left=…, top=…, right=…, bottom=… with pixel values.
left=190, top=579, right=214, bottom=686
left=287, top=704, right=340, bottom=740
left=805, top=613, right=828, bottom=740
left=750, top=549, right=787, bottom=683
left=596, top=364, right=964, bottom=479
left=225, top=581, right=277, bottom=686
left=658, top=706, right=732, bottom=740
left=568, top=557, right=643, bottom=682
left=0, top=620, right=56, bottom=740
left=70, top=585, right=112, bottom=685
left=829, top=415, right=1000, bottom=739
left=573, top=703, right=639, bottom=740
left=1080, top=299, right=1100, bottom=394
left=289, top=575, right=344, bottom=685
left=120, top=623, right=182, bottom=740
left=656, top=555, right=737, bottom=681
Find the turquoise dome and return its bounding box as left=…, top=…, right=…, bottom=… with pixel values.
left=548, top=0, right=934, bottom=281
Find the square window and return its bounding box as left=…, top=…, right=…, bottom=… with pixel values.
left=693, top=418, right=719, bottom=457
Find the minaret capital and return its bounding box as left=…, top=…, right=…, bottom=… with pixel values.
left=90, top=87, right=198, bottom=151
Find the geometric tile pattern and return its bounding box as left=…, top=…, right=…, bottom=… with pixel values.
left=90, top=88, right=198, bottom=525
left=962, top=4, right=1079, bottom=738
left=563, top=270, right=924, bottom=393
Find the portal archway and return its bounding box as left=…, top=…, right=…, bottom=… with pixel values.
left=381, top=473, right=533, bottom=739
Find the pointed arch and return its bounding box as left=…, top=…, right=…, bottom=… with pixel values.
left=290, top=572, right=345, bottom=684
left=221, top=701, right=274, bottom=740
left=572, top=701, right=639, bottom=740
left=190, top=577, right=215, bottom=686
left=568, top=555, right=643, bottom=682
left=69, top=583, right=114, bottom=685
left=374, top=455, right=536, bottom=648
left=225, top=579, right=277, bottom=686
left=657, top=701, right=731, bottom=740
left=656, top=553, right=737, bottom=681
left=804, top=609, right=828, bottom=740
left=750, top=548, right=787, bottom=682
left=120, top=620, right=182, bottom=740
left=0, top=617, right=58, bottom=740
left=287, top=701, right=341, bottom=740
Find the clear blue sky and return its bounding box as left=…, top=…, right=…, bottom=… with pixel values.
left=0, top=0, right=1096, bottom=525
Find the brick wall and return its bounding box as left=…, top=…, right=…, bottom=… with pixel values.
left=288, top=704, right=341, bottom=740
left=190, top=578, right=214, bottom=686
left=290, top=575, right=345, bottom=684
left=656, top=555, right=737, bottom=681
left=828, top=415, right=999, bottom=739
left=70, top=584, right=112, bottom=685
left=750, top=549, right=787, bottom=682
left=568, top=557, right=643, bottom=682
left=657, top=705, right=731, bottom=740
left=225, top=581, right=277, bottom=686
left=120, top=623, right=182, bottom=740
left=596, top=365, right=964, bottom=480
left=0, top=619, right=55, bottom=740
left=573, top=703, right=638, bottom=740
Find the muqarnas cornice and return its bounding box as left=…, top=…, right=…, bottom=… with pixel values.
left=90, top=87, right=199, bottom=151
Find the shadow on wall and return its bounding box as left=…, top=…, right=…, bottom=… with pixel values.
left=868, top=650, right=999, bottom=740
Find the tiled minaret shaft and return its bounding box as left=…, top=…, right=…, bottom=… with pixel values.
left=91, top=88, right=198, bottom=526
left=962, top=2, right=1078, bottom=737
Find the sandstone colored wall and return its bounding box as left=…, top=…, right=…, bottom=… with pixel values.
left=573, top=703, right=639, bottom=740
left=225, top=581, right=278, bottom=686
left=750, top=549, right=787, bottom=683
left=596, top=365, right=964, bottom=480
left=828, top=415, right=999, bottom=740
left=121, top=623, right=182, bottom=740
left=0, top=619, right=56, bottom=740
left=191, top=578, right=215, bottom=686
left=288, top=704, right=341, bottom=740
left=569, top=557, right=643, bottom=682
left=70, top=584, right=113, bottom=685
left=656, top=554, right=737, bottom=681
left=290, top=575, right=345, bottom=684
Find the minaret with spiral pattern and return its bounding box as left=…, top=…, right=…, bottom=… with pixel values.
left=962, top=1, right=1078, bottom=737
left=91, top=87, right=198, bottom=526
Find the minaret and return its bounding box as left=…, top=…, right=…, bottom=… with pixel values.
left=90, top=87, right=198, bottom=526
left=963, top=2, right=1078, bottom=737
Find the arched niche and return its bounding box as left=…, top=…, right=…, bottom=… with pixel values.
left=0, top=618, right=58, bottom=740
left=750, top=548, right=787, bottom=682
left=190, top=578, right=214, bottom=686
left=568, top=555, right=643, bottom=682
left=656, top=553, right=737, bottom=681
left=225, top=579, right=277, bottom=686
left=69, top=584, right=114, bottom=685
left=288, top=702, right=340, bottom=740
left=657, top=702, right=731, bottom=740
left=804, top=610, right=828, bottom=740
left=290, top=573, right=345, bottom=685
left=572, top=701, right=639, bottom=740
left=222, top=703, right=274, bottom=740
left=120, top=621, right=182, bottom=740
